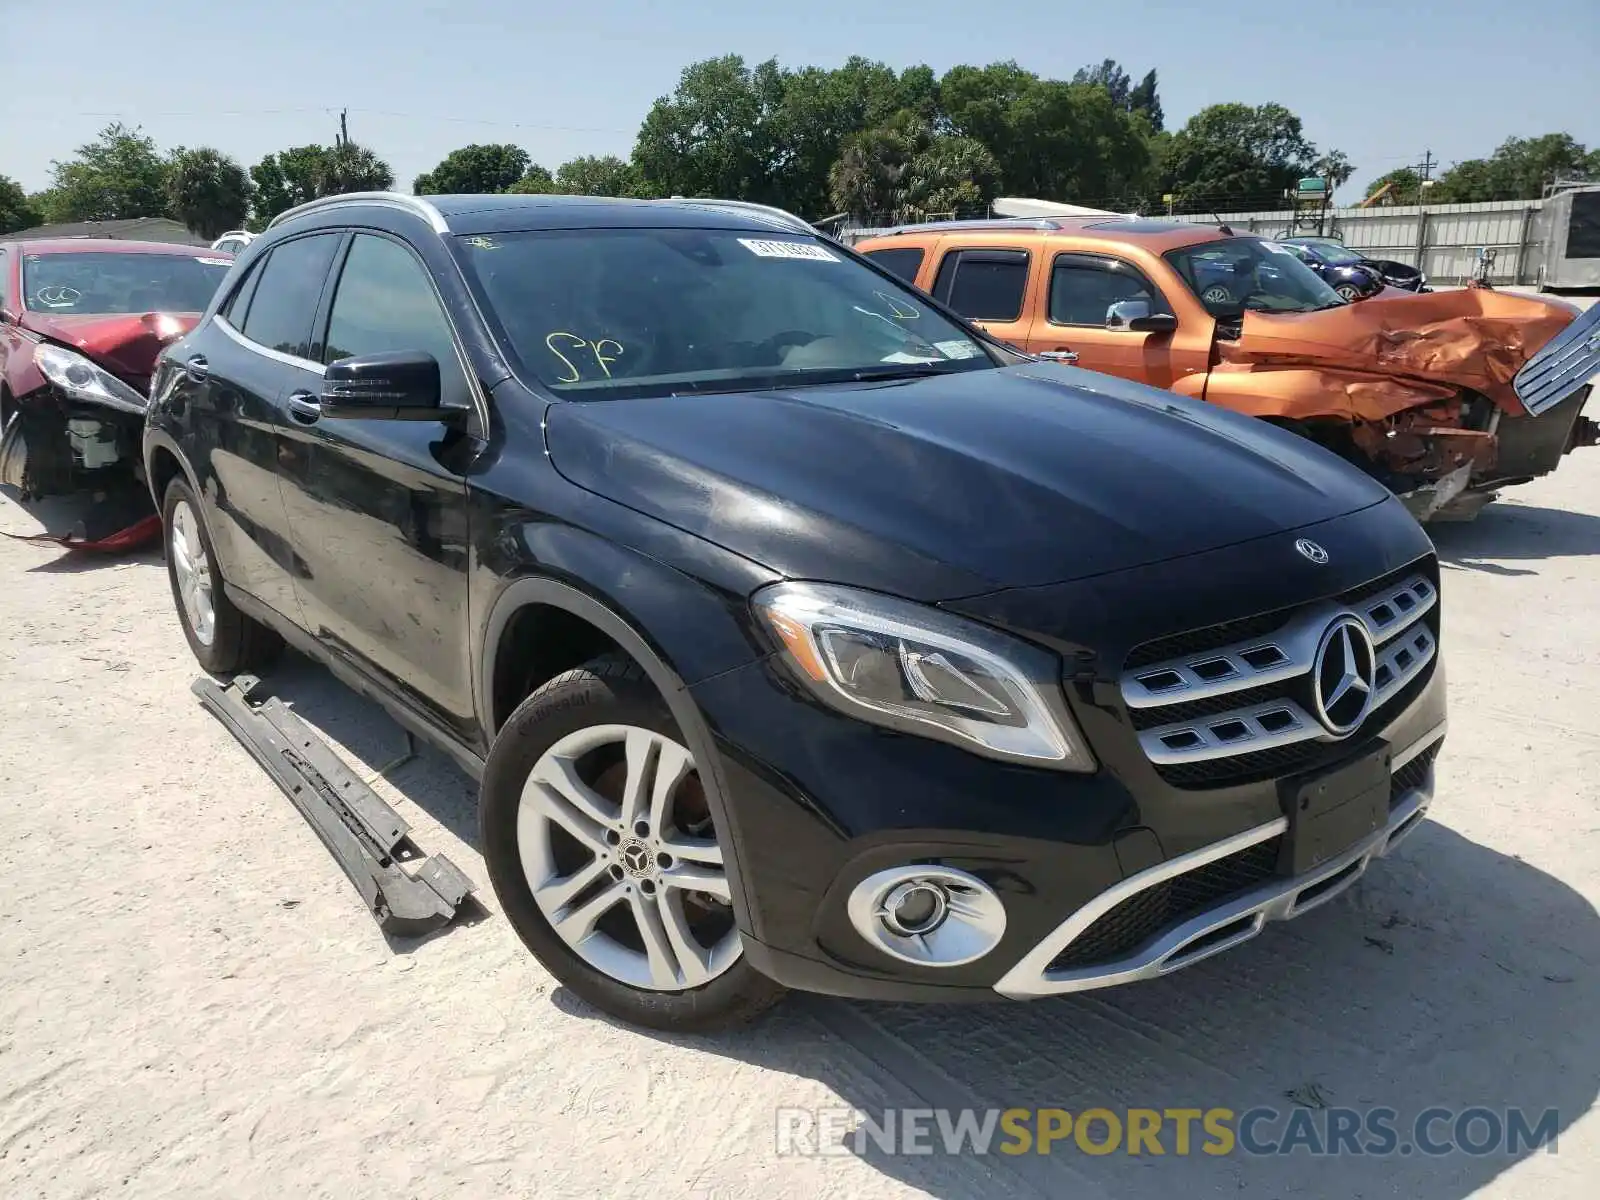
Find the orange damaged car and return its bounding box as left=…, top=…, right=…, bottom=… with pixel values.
left=855, top=217, right=1600, bottom=521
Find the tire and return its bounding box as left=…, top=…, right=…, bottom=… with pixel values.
left=1200, top=284, right=1233, bottom=305
left=481, top=653, right=786, bottom=1032
left=1335, top=283, right=1362, bottom=302
left=162, top=476, right=280, bottom=674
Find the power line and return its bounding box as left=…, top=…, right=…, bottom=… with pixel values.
left=2, top=105, right=633, bottom=136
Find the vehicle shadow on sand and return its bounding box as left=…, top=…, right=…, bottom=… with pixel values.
left=555, top=816, right=1598, bottom=1200
left=1431, top=500, right=1600, bottom=574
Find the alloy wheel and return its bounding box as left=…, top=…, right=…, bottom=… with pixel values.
left=517, top=724, right=740, bottom=992
left=169, top=500, right=216, bottom=646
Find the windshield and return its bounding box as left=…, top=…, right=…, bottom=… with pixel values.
left=21, top=252, right=232, bottom=315
left=456, top=228, right=995, bottom=398
left=1165, top=237, right=1344, bottom=318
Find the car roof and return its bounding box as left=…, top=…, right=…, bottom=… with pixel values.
left=862, top=217, right=1240, bottom=253
left=2, top=238, right=233, bottom=257
left=268, top=191, right=818, bottom=238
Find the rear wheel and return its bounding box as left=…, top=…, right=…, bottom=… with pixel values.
left=481, top=654, right=785, bottom=1031
left=162, top=477, right=280, bottom=674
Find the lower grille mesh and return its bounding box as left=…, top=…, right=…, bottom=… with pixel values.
left=1047, top=837, right=1282, bottom=971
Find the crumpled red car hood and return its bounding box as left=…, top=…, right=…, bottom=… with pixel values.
left=1221, top=289, right=1582, bottom=413
left=23, top=311, right=199, bottom=384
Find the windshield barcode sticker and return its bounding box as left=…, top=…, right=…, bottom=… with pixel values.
left=738, top=238, right=838, bottom=262
left=194, top=257, right=233, bottom=266
left=1258, top=241, right=1294, bottom=256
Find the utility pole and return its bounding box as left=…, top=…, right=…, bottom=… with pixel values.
left=1417, top=149, right=1435, bottom=184
left=337, top=108, right=349, bottom=148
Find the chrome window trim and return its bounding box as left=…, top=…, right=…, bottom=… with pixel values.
left=268, top=192, right=450, bottom=235
left=993, top=720, right=1446, bottom=999
left=214, top=313, right=326, bottom=376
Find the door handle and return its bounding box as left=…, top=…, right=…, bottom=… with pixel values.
left=286, top=391, right=322, bottom=424
left=1038, top=349, right=1079, bottom=364
left=184, top=355, right=209, bottom=382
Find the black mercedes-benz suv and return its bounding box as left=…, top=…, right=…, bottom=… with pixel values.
left=145, top=192, right=1446, bottom=1031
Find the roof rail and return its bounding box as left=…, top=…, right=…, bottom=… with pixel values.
left=883, top=217, right=1073, bottom=236
left=266, top=191, right=450, bottom=234
left=657, top=197, right=816, bottom=234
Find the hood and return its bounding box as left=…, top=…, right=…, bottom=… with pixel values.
left=544, top=364, right=1390, bottom=601
left=1221, top=288, right=1580, bottom=413
left=22, top=311, right=199, bottom=387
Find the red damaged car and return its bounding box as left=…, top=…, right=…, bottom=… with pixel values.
left=0, top=239, right=233, bottom=547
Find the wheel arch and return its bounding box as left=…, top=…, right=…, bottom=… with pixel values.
left=476, top=575, right=762, bottom=935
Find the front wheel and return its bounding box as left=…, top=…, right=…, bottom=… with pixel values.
left=480, top=654, right=785, bottom=1032
left=1335, top=283, right=1363, bottom=302
left=162, top=477, right=280, bottom=674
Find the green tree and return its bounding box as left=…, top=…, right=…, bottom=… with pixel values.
left=1072, top=59, right=1132, bottom=108
left=939, top=62, right=1152, bottom=205
left=553, top=155, right=638, bottom=196
left=166, top=148, right=251, bottom=238
left=42, top=123, right=170, bottom=222
left=317, top=141, right=394, bottom=195
left=902, top=133, right=1001, bottom=218
left=632, top=55, right=788, bottom=203
left=827, top=123, right=918, bottom=222
left=1127, top=69, right=1164, bottom=133
left=1314, top=150, right=1356, bottom=192
left=1434, top=133, right=1600, bottom=202
left=249, top=145, right=330, bottom=226
left=1159, top=103, right=1319, bottom=210
left=505, top=164, right=559, bottom=194
left=0, top=174, right=41, bottom=234
left=413, top=143, right=530, bottom=194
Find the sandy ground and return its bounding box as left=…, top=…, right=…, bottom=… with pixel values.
left=3, top=444, right=1600, bottom=1199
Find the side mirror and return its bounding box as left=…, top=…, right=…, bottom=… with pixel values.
left=1106, top=300, right=1177, bottom=334
left=321, top=350, right=444, bottom=421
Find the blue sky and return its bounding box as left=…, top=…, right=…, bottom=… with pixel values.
left=3, top=0, right=1597, bottom=205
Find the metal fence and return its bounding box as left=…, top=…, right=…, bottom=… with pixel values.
left=834, top=199, right=1548, bottom=286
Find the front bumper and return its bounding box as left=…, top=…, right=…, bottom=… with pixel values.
left=994, top=721, right=1441, bottom=998
left=695, top=509, right=1446, bottom=1003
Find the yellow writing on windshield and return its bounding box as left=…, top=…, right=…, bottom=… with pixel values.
left=545, top=332, right=627, bottom=382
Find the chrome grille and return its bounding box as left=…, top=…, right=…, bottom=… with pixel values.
left=1121, top=562, right=1439, bottom=784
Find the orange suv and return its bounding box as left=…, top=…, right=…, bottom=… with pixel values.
left=855, top=217, right=1600, bottom=521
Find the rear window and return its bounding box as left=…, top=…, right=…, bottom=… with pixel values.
left=239, top=234, right=341, bottom=359
left=863, top=246, right=926, bottom=284
left=20, top=252, right=231, bottom=316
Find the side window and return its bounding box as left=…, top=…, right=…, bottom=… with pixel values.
left=863, top=246, right=926, bottom=284
left=222, top=256, right=264, bottom=325
left=240, top=233, right=341, bottom=359
left=932, top=249, right=1029, bottom=321
left=323, top=234, right=465, bottom=399
left=1048, top=256, right=1168, bottom=327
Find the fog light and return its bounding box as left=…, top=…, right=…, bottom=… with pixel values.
left=846, top=865, right=1006, bottom=967
left=882, top=880, right=949, bottom=936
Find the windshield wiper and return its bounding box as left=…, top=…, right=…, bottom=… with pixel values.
left=850, top=363, right=967, bottom=382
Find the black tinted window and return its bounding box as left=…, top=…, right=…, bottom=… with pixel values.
left=223, top=258, right=263, bottom=325
left=1049, top=258, right=1165, bottom=325
left=241, top=234, right=340, bottom=358
left=863, top=246, right=926, bottom=284
left=933, top=250, right=1028, bottom=321
left=324, top=235, right=464, bottom=397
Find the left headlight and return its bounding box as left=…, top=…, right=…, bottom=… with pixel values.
left=33, top=344, right=149, bottom=416
left=753, top=581, right=1097, bottom=771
